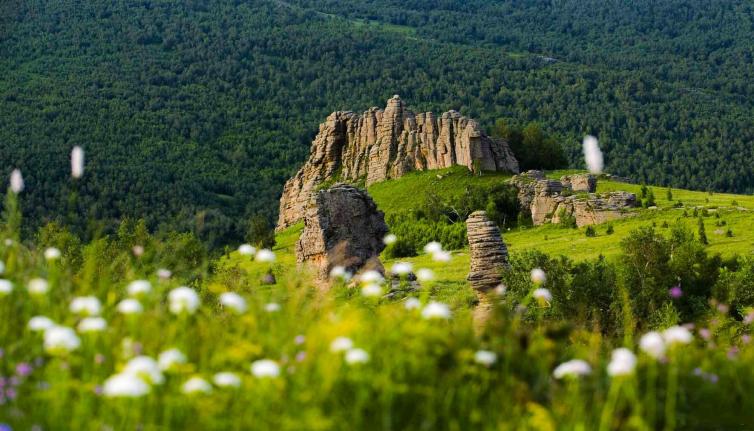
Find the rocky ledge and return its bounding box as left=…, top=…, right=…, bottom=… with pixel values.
left=277, top=95, right=520, bottom=231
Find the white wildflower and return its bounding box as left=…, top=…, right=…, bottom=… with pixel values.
left=28, top=316, right=55, bottom=332
left=219, top=292, right=248, bottom=314
left=432, top=250, right=451, bottom=262
left=264, top=302, right=281, bottom=312
left=383, top=234, right=397, bottom=245
left=345, top=348, right=370, bottom=365
left=124, top=356, right=165, bottom=385
left=416, top=268, right=435, bottom=282
left=0, top=279, right=12, bottom=295
left=182, top=376, right=212, bottom=394
left=530, top=268, right=547, bottom=285
left=71, top=146, right=84, bottom=179
left=213, top=372, right=242, bottom=388
left=168, top=286, right=200, bottom=314
left=553, top=359, right=592, bottom=379
left=44, top=326, right=81, bottom=354
left=77, top=317, right=107, bottom=333
left=250, top=359, right=280, bottom=378
left=582, top=135, right=604, bottom=174
left=607, top=348, right=637, bottom=377
left=10, top=169, right=23, bottom=193
left=532, top=288, right=552, bottom=303
left=157, top=268, right=172, bottom=280
left=117, top=298, right=143, bottom=315
left=639, top=331, right=666, bottom=359
left=359, top=270, right=384, bottom=284
left=329, top=265, right=350, bottom=280
left=238, top=243, right=256, bottom=256
left=27, top=278, right=49, bottom=296
left=421, top=301, right=452, bottom=320
left=158, top=348, right=187, bottom=371
left=474, top=350, right=498, bottom=366
left=663, top=326, right=693, bottom=346
left=423, top=241, right=443, bottom=255
left=127, top=280, right=152, bottom=297
left=44, top=247, right=61, bottom=260
left=70, top=296, right=102, bottom=316
left=391, top=262, right=413, bottom=276
left=361, top=283, right=383, bottom=297
left=255, top=249, right=276, bottom=262
left=494, top=284, right=507, bottom=296
left=132, top=245, right=144, bottom=257
left=404, top=297, right=421, bottom=310
left=103, top=373, right=150, bottom=398
left=330, top=337, right=354, bottom=352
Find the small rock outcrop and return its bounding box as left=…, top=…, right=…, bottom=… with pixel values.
left=296, top=184, right=388, bottom=279
left=510, top=173, right=638, bottom=227
left=466, top=211, right=510, bottom=292
left=278, top=95, right=520, bottom=230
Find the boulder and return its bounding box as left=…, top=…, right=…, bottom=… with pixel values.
left=296, top=184, right=389, bottom=280
left=466, top=211, right=510, bottom=292
left=560, top=174, right=597, bottom=192
left=277, top=95, right=520, bottom=230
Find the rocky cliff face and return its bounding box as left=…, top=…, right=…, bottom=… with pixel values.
left=278, top=96, right=519, bottom=230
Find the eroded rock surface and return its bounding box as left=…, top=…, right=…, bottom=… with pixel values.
left=278, top=95, right=519, bottom=230
left=466, top=211, right=510, bottom=292
left=560, top=174, right=596, bottom=193
left=296, top=184, right=388, bottom=280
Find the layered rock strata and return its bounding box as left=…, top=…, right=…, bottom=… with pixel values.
left=278, top=95, right=519, bottom=230
left=295, top=184, right=388, bottom=280
left=466, top=211, right=510, bottom=292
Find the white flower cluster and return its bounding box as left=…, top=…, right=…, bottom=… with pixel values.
left=330, top=337, right=370, bottom=365
left=423, top=241, right=451, bottom=262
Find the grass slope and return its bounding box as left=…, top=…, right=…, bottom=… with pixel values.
left=227, top=167, right=754, bottom=291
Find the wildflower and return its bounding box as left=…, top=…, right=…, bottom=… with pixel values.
left=213, top=372, right=241, bottom=388
left=553, top=359, right=592, bottom=379
left=124, top=356, right=164, bottom=385
left=103, top=373, right=150, bottom=398
left=157, top=268, right=172, bottom=280
left=264, top=302, right=281, bottom=312
left=117, top=299, right=143, bottom=315
left=359, top=270, right=384, bottom=284
left=532, top=288, right=552, bottom=304
left=70, top=296, right=102, bottom=316
left=345, top=348, right=370, bottom=365
left=0, top=280, right=12, bottom=295
left=28, top=316, right=55, bottom=332
left=250, top=359, right=280, bottom=378
left=329, top=265, right=350, bottom=280
left=330, top=337, right=354, bottom=352
left=182, top=376, right=212, bottom=394
left=71, top=146, right=84, bottom=179
left=432, top=250, right=451, bottom=262
left=404, top=297, right=421, bottom=310
left=421, top=301, right=452, bottom=320
left=494, top=284, right=507, bottom=296
left=383, top=234, right=397, bottom=245
left=157, top=348, right=187, bottom=371
left=219, top=292, right=248, bottom=314
left=127, top=280, right=151, bottom=296
left=530, top=268, right=547, bottom=285
left=44, top=247, right=61, bottom=261
left=607, top=348, right=637, bottom=377
left=423, top=241, right=443, bottom=255
left=391, top=262, right=413, bottom=276
left=698, top=328, right=712, bottom=340
left=639, top=331, right=666, bottom=359
left=669, top=285, right=683, bottom=299
left=0, top=261, right=4, bottom=274
left=238, top=244, right=256, bottom=256
left=361, top=283, right=382, bottom=297
left=294, top=335, right=306, bottom=345
left=474, top=350, right=498, bottom=366
left=44, top=326, right=81, bottom=354
left=168, top=287, right=200, bottom=315
left=77, top=317, right=107, bottom=333
left=132, top=245, right=144, bottom=257
left=416, top=268, right=435, bottom=282
left=582, top=135, right=603, bottom=174
left=10, top=169, right=23, bottom=194
left=27, top=278, right=49, bottom=296
left=16, top=363, right=32, bottom=377
left=663, top=326, right=693, bottom=345
left=255, top=249, right=276, bottom=262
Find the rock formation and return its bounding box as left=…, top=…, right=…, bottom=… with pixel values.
left=278, top=95, right=520, bottom=230
left=466, top=211, right=510, bottom=292
left=295, top=184, right=389, bottom=280
left=510, top=173, right=638, bottom=227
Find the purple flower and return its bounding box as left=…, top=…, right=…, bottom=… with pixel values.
left=728, top=347, right=739, bottom=359
left=742, top=334, right=751, bottom=345
left=717, top=303, right=729, bottom=314
left=0, top=423, right=11, bottom=431
left=5, top=388, right=16, bottom=400
left=15, top=363, right=32, bottom=377
left=708, top=374, right=719, bottom=384
left=295, top=351, right=306, bottom=362
left=698, top=328, right=711, bottom=340
left=94, top=385, right=103, bottom=395
left=669, top=285, right=683, bottom=299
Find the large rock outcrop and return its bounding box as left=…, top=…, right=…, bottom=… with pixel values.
left=296, top=184, right=388, bottom=280
left=466, top=211, right=510, bottom=292
left=278, top=95, right=519, bottom=230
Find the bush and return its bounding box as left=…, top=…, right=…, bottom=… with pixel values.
left=584, top=225, right=596, bottom=237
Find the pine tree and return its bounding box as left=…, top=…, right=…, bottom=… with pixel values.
left=697, top=217, right=708, bottom=245
left=666, top=187, right=673, bottom=201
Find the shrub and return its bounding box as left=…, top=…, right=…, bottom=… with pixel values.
left=584, top=225, right=596, bottom=237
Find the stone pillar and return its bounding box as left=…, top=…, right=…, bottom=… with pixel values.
left=466, top=211, right=510, bottom=292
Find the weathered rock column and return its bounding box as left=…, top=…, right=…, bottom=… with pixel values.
left=466, top=211, right=510, bottom=292
left=296, top=184, right=389, bottom=280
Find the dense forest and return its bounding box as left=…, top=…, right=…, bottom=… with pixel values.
left=1, top=0, right=753, bottom=246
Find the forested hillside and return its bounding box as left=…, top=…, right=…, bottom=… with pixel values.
left=1, top=0, right=753, bottom=246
